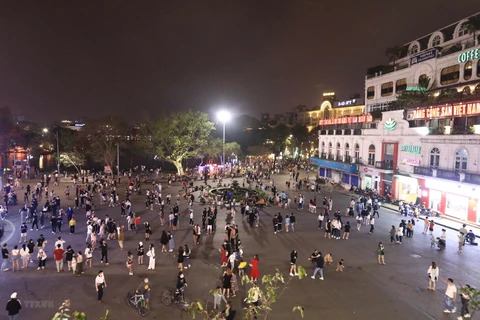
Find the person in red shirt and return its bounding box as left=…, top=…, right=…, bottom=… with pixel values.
left=53, top=244, right=65, bottom=272
left=135, top=215, right=141, bottom=234
left=429, top=220, right=435, bottom=235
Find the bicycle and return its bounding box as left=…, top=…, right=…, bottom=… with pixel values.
left=160, top=288, right=190, bottom=312
left=126, top=290, right=149, bottom=317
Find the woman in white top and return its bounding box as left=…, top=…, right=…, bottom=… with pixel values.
left=20, top=244, right=29, bottom=269
left=11, top=245, right=20, bottom=272
left=146, top=244, right=155, bottom=270
left=427, top=261, right=439, bottom=291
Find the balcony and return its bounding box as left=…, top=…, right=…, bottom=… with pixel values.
left=344, top=155, right=351, bottom=163
left=436, top=168, right=460, bottom=181
left=464, top=172, right=480, bottom=185
left=375, top=161, right=394, bottom=170
left=328, top=154, right=335, bottom=161
left=413, top=166, right=433, bottom=176
left=320, top=152, right=327, bottom=159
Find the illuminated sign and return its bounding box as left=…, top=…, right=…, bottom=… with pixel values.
left=400, top=157, right=420, bottom=166
left=400, top=145, right=421, bottom=154
left=384, top=118, right=397, bottom=131
left=318, top=114, right=373, bottom=126
left=406, top=86, right=425, bottom=92
left=410, top=48, right=437, bottom=65
left=323, top=92, right=335, bottom=97
left=408, top=102, right=480, bottom=120
left=458, top=47, right=480, bottom=63
left=338, top=99, right=357, bottom=106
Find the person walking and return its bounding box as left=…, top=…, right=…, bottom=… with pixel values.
left=76, top=252, right=83, bottom=276
left=99, top=240, right=108, bottom=265
left=377, top=242, right=385, bottom=265
left=440, top=278, right=457, bottom=314
left=95, top=270, right=107, bottom=303
left=126, top=251, right=134, bottom=275
left=427, top=261, right=439, bottom=291
left=183, top=244, right=191, bottom=269
left=2, top=243, right=10, bottom=271
left=146, top=244, right=155, bottom=270
left=389, top=226, right=396, bottom=244
left=85, top=244, right=93, bottom=267
left=369, top=216, right=375, bottom=234
left=168, top=231, right=175, bottom=252
left=289, top=250, right=298, bottom=276
left=459, top=284, right=471, bottom=319
left=310, top=251, right=324, bottom=280
left=117, top=224, right=125, bottom=250
left=20, top=244, right=29, bottom=269
left=458, top=232, right=466, bottom=254
left=53, top=244, right=65, bottom=272
left=69, top=216, right=76, bottom=234
left=342, top=221, right=351, bottom=240
left=213, top=286, right=227, bottom=310
left=5, top=292, right=21, bottom=320
left=250, top=255, right=260, bottom=282
left=137, top=242, right=144, bottom=265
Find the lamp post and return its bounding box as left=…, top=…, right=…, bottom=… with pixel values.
left=43, top=128, right=60, bottom=174
left=216, top=110, right=231, bottom=169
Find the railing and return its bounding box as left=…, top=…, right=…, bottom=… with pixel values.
left=344, top=155, right=351, bottom=163
left=320, top=152, right=327, bottom=159
left=413, top=166, right=433, bottom=176
left=328, top=154, right=335, bottom=161
left=353, top=157, right=361, bottom=164
left=367, top=159, right=375, bottom=166
left=464, top=172, right=480, bottom=185
left=436, top=168, right=460, bottom=181
left=375, top=161, right=394, bottom=170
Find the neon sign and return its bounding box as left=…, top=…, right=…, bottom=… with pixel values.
left=458, top=48, right=480, bottom=63
left=323, top=92, right=335, bottom=97
left=318, top=114, right=372, bottom=126
left=338, top=99, right=357, bottom=106
left=409, top=102, right=480, bottom=120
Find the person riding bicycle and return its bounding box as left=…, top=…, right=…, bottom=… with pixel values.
left=175, top=271, right=187, bottom=301
left=136, top=277, right=151, bottom=307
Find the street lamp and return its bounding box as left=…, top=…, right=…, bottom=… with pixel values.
left=43, top=128, right=60, bottom=174
left=217, top=110, right=231, bottom=168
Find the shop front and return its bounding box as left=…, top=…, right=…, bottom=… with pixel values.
left=393, top=175, right=421, bottom=204
left=310, top=157, right=358, bottom=186
left=418, top=178, right=480, bottom=224
left=359, top=166, right=382, bottom=191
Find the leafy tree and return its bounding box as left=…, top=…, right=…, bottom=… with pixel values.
left=81, top=117, right=129, bottom=172
left=464, top=15, right=480, bottom=44
left=52, top=300, right=110, bottom=320
left=0, top=106, right=14, bottom=166
left=290, top=124, right=312, bottom=159
left=264, top=124, right=290, bottom=167
left=385, top=46, right=408, bottom=67
left=188, top=267, right=306, bottom=320
left=143, top=111, right=215, bottom=175
left=44, top=127, right=86, bottom=174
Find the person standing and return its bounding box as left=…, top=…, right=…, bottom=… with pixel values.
left=95, top=270, right=107, bottom=303
left=76, top=252, right=83, bottom=276
left=99, top=240, right=108, bottom=265
left=37, top=248, right=47, bottom=270
left=183, top=244, right=191, bottom=269
left=369, top=217, right=375, bottom=234
left=213, top=286, right=227, bottom=310
left=289, top=250, right=298, bottom=276
left=69, top=216, right=76, bottom=234
left=389, top=226, right=396, bottom=244
left=126, top=251, right=134, bottom=275
left=458, top=232, right=466, bottom=254
left=136, top=277, right=151, bottom=308
left=137, top=242, right=144, bottom=265
left=427, top=261, right=439, bottom=291
left=19, top=223, right=28, bottom=243
left=440, top=278, right=457, bottom=314
left=342, top=221, right=351, bottom=240
left=422, top=217, right=429, bottom=234
left=2, top=243, right=10, bottom=272
left=117, top=224, right=125, bottom=250
left=310, top=251, right=324, bottom=280
left=250, top=255, right=260, bottom=282
left=146, top=244, right=155, bottom=270
left=10, top=246, right=20, bottom=272
left=459, top=284, right=471, bottom=319
left=377, top=242, right=385, bottom=265
left=5, top=292, right=21, bottom=320
left=53, top=244, right=65, bottom=272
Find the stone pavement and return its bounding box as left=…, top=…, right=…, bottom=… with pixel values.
left=0, top=173, right=479, bottom=320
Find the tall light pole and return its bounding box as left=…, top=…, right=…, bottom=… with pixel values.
left=43, top=128, right=60, bottom=174
left=217, top=110, right=231, bottom=168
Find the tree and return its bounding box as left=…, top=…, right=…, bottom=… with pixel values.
left=264, top=124, right=291, bottom=168
left=290, top=124, right=312, bottom=159
left=52, top=299, right=110, bottom=320
left=464, top=15, right=480, bottom=45
left=188, top=267, right=307, bottom=320
left=81, top=117, right=129, bottom=172
left=143, top=111, right=215, bottom=175
left=44, top=127, right=86, bottom=174
left=385, top=46, right=407, bottom=66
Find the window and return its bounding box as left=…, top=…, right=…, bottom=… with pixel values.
left=345, top=143, right=350, bottom=157
left=430, top=148, right=440, bottom=168
left=328, top=142, right=332, bottom=154
left=381, top=82, right=394, bottom=97
left=395, top=79, right=407, bottom=93
left=458, top=23, right=468, bottom=37
left=321, top=141, right=325, bottom=151
left=477, top=60, right=480, bottom=77
left=410, top=44, right=419, bottom=55
left=464, top=61, right=473, bottom=80
left=354, top=143, right=360, bottom=161
left=367, top=86, right=375, bottom=99
left=368, top=144, right=375, bottom=166
left=336, top=142, right=341, bottom=158
left=440, top=65, right=460, bottom=85
left=455, top=148, right=468, bottom=171
left=432, top=35, right=441, bottom=47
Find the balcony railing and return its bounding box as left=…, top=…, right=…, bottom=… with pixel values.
left=413, top=166, right=433, bottom=176
left=328, top=154, right=335, bottom=161
left=344, top=155, right=351, bottom=163
left=375, top=161, right=394, bottom=170
left=464, top=172, right=480, bottom=185
left=367, top=159, right=375, bottom=166
left=320, top=152, right=327, bottom=159
left=436, top=168, right=460, bottom=181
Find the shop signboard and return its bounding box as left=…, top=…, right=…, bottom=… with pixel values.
left=400, top=145, right=421, bottom=154
left=407, top=101, right=480, bottom=120
left=410, top=48, right=437, bottom=65
left=309, top=157, right=358, bottom=173
left=400, top=157, right=420, bottom=166
left=318, top=114, right=372, bottom=126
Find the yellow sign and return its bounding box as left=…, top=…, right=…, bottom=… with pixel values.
left=323, top=92, right=335, bottom=97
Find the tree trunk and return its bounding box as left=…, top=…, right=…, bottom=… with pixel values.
left=172, top=159, right=184, bottom=175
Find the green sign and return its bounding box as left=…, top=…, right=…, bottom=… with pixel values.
left=406, top=86, right=425, bottom=92
left=458, top=48, right=479, bottom=63
left=384, top=118, right=397, bottom=131
left=400, top=145, right=421, bottom=154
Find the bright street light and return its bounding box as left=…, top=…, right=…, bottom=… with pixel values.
left=217, top=110, right=231, bottom=167
left=43, top=128, right=61, bottom=174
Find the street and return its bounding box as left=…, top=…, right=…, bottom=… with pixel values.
left=0, top=172, right=478, bottom=320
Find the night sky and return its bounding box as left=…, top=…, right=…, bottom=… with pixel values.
left=0, top=1, right=478, bottom=125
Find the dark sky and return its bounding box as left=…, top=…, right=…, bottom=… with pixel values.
left=0, top=1, right=478, bottom=125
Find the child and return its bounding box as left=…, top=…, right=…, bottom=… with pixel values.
left=324, top=253, right=333, bottom=265
left=430, top=235, right=437, bottom=248
left=336, top=259, right=344, bottom=272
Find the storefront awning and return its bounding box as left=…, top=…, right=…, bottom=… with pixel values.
left=309, top=157, right=358, bottom=173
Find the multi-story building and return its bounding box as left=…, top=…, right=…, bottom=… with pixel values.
left=310, top=12, right=480, bottom=224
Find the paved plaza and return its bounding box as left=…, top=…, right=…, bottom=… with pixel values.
left=0, top=172, right=479, bottom=320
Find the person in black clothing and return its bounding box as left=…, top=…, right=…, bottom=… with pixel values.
left=5, top=292, right=21, bottom=318
left=31, top=212, right=39, bottom=231
left=175, top=271, right=187, bottom=300
left=221, top=301, right=236, bottom=320
left=100, top=240, right=108, bottom=265
left=277, top=213, right=283, bottom=232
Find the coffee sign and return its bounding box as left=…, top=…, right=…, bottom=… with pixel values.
left=400, top=145, right=421, bottom=154
left=458, top=47, right=479, bottom=63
